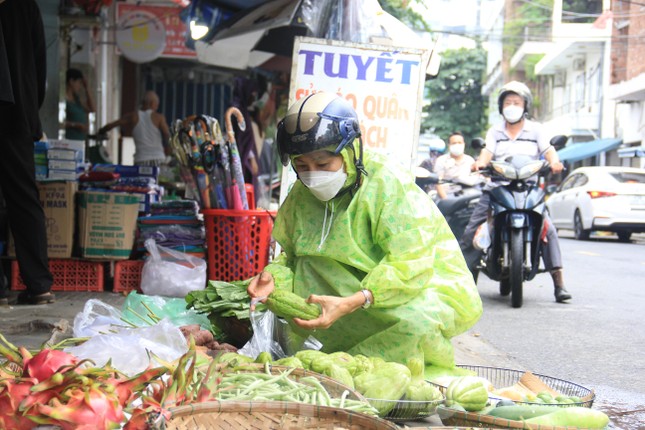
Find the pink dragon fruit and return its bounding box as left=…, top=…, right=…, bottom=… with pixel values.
left=0, top=378, right=38, bottom=430
left=22, top=349, right=78, bottom=382
left=34, top=386, right=124, bottom=430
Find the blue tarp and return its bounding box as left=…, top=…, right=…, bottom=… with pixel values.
left=557, top=138, right=623, bottom=162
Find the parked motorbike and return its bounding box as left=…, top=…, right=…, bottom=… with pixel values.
left=415, top=166, right=484, bottom=240
left=468, top=135, right=568, bottom=308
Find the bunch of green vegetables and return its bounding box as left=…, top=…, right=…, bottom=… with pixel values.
left=212, top=350, right=443, bottom=418
left=186, top=279, right=260, bottom=320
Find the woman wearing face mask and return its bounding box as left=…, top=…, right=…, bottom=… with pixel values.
left=246, top=93, right=482, bottom=369
left=434, top=131, right=476, bottom=199
left=460, top=81, right=572, bottom=303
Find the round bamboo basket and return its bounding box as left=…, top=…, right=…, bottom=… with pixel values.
left=161, top=401, right=399, bottom=429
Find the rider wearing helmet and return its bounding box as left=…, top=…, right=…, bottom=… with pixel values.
left=248, top=92, right=482, bottom=368
left=461, top=81, right=572, bottom=303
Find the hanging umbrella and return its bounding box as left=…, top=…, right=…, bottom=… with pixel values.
left=190, top=118, right=212, bottom=209
left=171, top=121, right=202, bottom=207
left=225, top=107, right=249, bottom=210
left=202, top=115, right=229, bottom=209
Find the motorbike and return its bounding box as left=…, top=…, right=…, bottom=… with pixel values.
left=467, top=135, right=568, bottom=308
left=415, top=166, right=485, bottom=241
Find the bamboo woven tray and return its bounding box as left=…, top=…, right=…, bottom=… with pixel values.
left=437, top=405, right=598, bottom=430
left=161, top=401, right=399, bottom=430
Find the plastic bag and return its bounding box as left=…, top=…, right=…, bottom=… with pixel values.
left=141, top=238, right=206, bottom=297
left=238, top=298, right=322, bottom=360
left=473, top=222, right=492, bottom=251
left=65, top=318, right=188, bottom=376
left=72, top=299, right=128, bottom=338
left=237, top=309, right=286, bottom=360
left=121, top=291, right=212, bottom=330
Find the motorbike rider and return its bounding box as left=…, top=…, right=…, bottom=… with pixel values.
left=459, top=81, right=572, bottom=303
left=434, top=131, right=476, bottom=199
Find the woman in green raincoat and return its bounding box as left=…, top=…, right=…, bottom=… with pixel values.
left=248, top=93, right=482, bottom=369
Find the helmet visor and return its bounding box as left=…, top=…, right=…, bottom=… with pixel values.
left=277, top=113, right=347, bottom=165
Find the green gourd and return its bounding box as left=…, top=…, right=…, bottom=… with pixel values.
left=265, top=289, right=321, bottom=320
left=445, top=376, right=489, bottom=411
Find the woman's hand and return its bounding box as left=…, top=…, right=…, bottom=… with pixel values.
left=293, top=291, right=368, bottom=331
left=247, top=271, right=275, bottom=311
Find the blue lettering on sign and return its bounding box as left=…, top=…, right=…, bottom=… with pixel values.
left=299, top=49, right=419, bottom=85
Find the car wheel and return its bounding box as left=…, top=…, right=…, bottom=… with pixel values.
left=617, top=231, right=632, bottom=242
left=573, top=210, right=590, bottom=240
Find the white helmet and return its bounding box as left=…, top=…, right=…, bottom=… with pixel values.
left=498, top=81, right=532, bottom=116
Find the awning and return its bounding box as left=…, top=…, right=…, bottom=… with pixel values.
left=557, top=138, right=623, bottom=162
left=618, top=145, right=645, bottom=158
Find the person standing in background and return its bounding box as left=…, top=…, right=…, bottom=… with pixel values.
left=99, top=90, right=170, bottom=166
left=0, top=0, right=54, bottom=305
left=64, top=68, right=95, bottom=141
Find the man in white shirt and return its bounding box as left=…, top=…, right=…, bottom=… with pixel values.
left=434, top=131, right=475, bottom=199
left=99, top=91, right=170, bottom=166
left=461, top=81, right=571, bottom=303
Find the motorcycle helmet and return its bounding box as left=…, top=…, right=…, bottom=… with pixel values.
left=497, top=81, right=533, bottom=116
left=276, top=92, right=360, bottom=166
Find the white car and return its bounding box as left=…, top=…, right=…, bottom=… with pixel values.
left=546, top=166, right=645, bottom=241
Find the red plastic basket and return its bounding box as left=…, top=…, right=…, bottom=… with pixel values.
left=112, top=260, right=145, bottom=293
left=202, top=209, right=275, bottom=282
left=11, top=259, right=104, bottom=292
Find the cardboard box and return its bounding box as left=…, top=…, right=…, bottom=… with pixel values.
left=77, top=191, right=139, bottom=259
left=8, top=182, right=77, bottom=258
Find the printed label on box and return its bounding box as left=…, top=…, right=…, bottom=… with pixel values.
left=77, top=191, right=139, bottom=259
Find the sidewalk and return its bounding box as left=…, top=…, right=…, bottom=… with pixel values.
left=0, top=290, right=523, bottom=427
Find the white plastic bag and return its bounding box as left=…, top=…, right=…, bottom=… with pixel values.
left=237, top=309, right=286, bottom=360
left=141, top=238, right=207, bottom=297
left=238, top=298, right=322, bottom=360
left=65, top=318, right=188, bottom=376
left=72, top=299, right=127, bottom=338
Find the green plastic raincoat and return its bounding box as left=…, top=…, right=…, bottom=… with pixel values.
left=263, top=145, right=482, bottom=368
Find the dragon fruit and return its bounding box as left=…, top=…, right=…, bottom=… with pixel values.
left=23, top=349, right=78, bottom=382
left=0, top=378, right=38, bottom=430
left=34, top=386, right=124, bottom=430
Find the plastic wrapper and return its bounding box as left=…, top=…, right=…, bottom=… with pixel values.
left=65, top=318, right=188, bottom=376
left=122, top=291, right=213, bottom=331
left=237, top=305, right=322, bottom=360
left=140, top=238, right=206, bottom=297
left=72, top=299, right=128, bottom=338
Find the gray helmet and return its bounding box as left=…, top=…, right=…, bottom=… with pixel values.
left=497, top=81, right=532, bottom=115
left=276, top=92, right=360, bottom=166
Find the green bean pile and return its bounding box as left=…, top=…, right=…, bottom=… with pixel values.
left=215, top=365, right=378, bottom=416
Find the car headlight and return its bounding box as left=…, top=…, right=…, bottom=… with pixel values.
left=517, top=161, right=545, bottom=180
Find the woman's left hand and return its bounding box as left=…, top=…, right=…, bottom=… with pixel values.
left=293, top=291, right=367, bottom=331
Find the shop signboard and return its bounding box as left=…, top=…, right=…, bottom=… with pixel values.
left=279, top=36, right=429, bottom=203
left=116, top=3, right=196, bottom=60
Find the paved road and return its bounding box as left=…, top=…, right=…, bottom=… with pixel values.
left=471, top=231, right=645, bottom=429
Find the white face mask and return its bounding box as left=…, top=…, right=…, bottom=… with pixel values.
left=299, top=166, right=348, bottom=201
left=502, top=105, right=525, bottom=124
left=449, top=143, right=465, bottom=157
